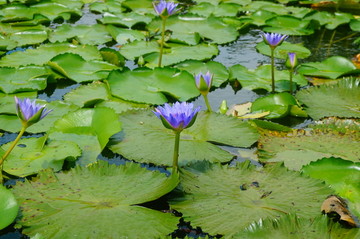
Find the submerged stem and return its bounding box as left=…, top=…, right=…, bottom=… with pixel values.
left=158, top=17, right=167, bottom=67
left=0, top=126, right=27, bottom=184
left=172, top=131, right=181, bottom=174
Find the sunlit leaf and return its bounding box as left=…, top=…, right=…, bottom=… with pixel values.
left=263, top=15, right=314, bottom=35
left=256, top=41, right=311, bottom=59
left=99, top=11, right=153, bottom=28
left=0, top=186, right=19, bottom=230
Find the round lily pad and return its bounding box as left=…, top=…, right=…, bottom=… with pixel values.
left=0, top=186, right=19, bottom=230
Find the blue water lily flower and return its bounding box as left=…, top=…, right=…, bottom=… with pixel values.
left=153, top=102, right=200, bottom=132
left=15, top=97, right=52, bottom=127
left=195, top=71, right=213, bottom=94
left=262, top=32, right=288, bottom=48
left=153, top=0, right=179, bottom=17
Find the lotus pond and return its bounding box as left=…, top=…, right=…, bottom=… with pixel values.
left=0, top=0, right=360, bottom=238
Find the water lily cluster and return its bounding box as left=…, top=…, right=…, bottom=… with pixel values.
left=0, top=0, right=359, bottom=237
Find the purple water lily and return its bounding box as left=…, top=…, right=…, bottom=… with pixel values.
left=153, top=102, right=200, bottom=132
left=286, top=52, right=298, bottom=69
left=15, top=97, right=52, bottom=126
left=262, top=32, right=288, bottom=48
left=153, top=0, right=179, bottom=17
left=195, top=71, right=212, bottom=93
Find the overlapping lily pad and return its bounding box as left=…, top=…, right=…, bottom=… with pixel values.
left=296, top=77, right=360, bottom=120
left=2, top=136, right=81, bottom=177
left=256, top=41, right=311, bottom=59
left=49, top=107, right=121, bottom=166
left=169, top=161, right=333, bottom=237
left=109, top=110, right=259, bottom=166
left=107, top=67, right=199, bottom=104
left=263, top=15, right=314, bottom=35
left=12, top=161, right=179, bottom=238
left=0, top=186, right=19, bottom=230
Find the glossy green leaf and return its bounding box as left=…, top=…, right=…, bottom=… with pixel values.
left=263, top=16, right=314, bottom=35
left=109, top=110, right=259, bottom=166
left=229, top=64, right=308, bottom=92
left=48, top=53, right=119, bottom=83
left=148, top=14, right=239, bottom=45
left=303, top=11, right=353, bottom=30
left=2, top=136, right=81, bottom=177
left=251, top=92, right=306, bottom=119
left=95, top=97, right=149, bottom=114
left=0, top=24, right=48, bottom=47
left=239, top=10, right=277, bottom=26
left=99, top=11, right=153, bottom=28
left=0, top=186, right=19, bottom=230
left=174, top=60, right=229, bottom=87
left=89, top=1, right=125, bottom=14
left=0, top=43, right=102, bottom=67
left=297, top=56, right=359, bottom=79
left=106, top=25, right=145, bottom=45
left=49, top=108, right=121, bottom=166
left=49, top=24, right=113, bottom=45
left=12, top=161, right=179, bottom=238
left=189, top=2, right=243, bottom=17
left=170, top=161, right=333, bottom=237
left=0, top=4, right=34, bottom=22
left=30, top=1, right=82, bottom=21
left=296, top=77, right=360, bottom=120
left=107, top=67, right=199, bottom=104
left=0, top=66, right=49, bottom=94
left=256, top=41, right=311, bottom=59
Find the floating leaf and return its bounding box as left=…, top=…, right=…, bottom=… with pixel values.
left=258, top=125, right=360, bottom=170
left=99, top=11, right=153, bottom=28
left=174, top=60, right=229, bottom=87
left=0, top=186, right=19, bottom=230
left=148, top=14, right=239, bottom=45
left=0, top=43, right=102, bottom=67
left=297, top=56, right=359, bottom=79
left=12, top=161, right=179, bottom=238
left=263, top=15, right=314, bottom=35
left=2, top=136, right=81, bottom=177
left=49, top=108, right=121, bottom=166
left=234, top=214, right=360, bottom=238
left=109, top=110, right=259, bottom=166
left=49, top=24, right=113, bottom=45
left=0, top=24, right=48, bottom=47
left=303, top=11, right=353, bottom=30
left=256, top=41, right=311, bottom=59
left=106, top=25, right=145, bottom=45
left=169, top=161, right=333, bottom=237
left=0, top=66, right=49, bottom=94
left=107, top=67, right=199, bottom=105
left=229, top=64, right=308, bottom=92
left=30, top=1, right=82, bottom=21
left=296, top=77, right=360, bottom=120
left=48, top=53, right=119, bottom=83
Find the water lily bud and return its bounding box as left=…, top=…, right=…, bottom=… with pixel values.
left=219, top=100, right=228, bottom=115
left=153, top=102, right=201, bottom=132
left=195, top=71, right=213, bottom=95
left=15, top=97, right=52, bottom=128
left=137, top=56, right=145, bottom=66
left=285, top=52, right=298, bottom=69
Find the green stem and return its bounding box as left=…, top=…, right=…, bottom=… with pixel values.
left=203, top=94, right=212, bottom=112
left=327, top=30, right=336, bottom=57
left=158, top=17, right=167, bottom=68
left=172, top=131, right=181, bottom=174
left=270, top=47, right=275, bottom=93
left=0, top=126, right=27, bottom=184
left=289, top=68, right=293, bottom=94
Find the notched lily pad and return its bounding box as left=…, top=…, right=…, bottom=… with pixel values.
left=12, top=161, right=179, bottom=239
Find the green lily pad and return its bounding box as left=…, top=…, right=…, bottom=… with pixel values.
left=95, top=97, right=149, bottom=114
left=169, top=161, right=333, bottom=237
left=99, top=11, right=153, bottom=28
left=148, top=14, right=239, bottom=45
left=48, top=53, right=119, bottom=83
left=251, top=92, right=307, bottom=119
left=296, top=77, right=360, bottom=120
left=174, top=60, right=229, bottom=87
left=239, top=10, right=277, bottom=26
left=263, top=15, right=314, bottom=35
left=234, top=214, right=360, bottom=238
left=350, top=19, right=360, bottom=31
left=303, top=11, right=353, bottom=30
left=2, top=136, right=81, bottom=177
left=256, top=41, right=311, bottom=59
left=107, top=67, right=199, bottom=105
left=189, top=2, right=242, bottom=18
left=49, top=24, right=113, bottom=45
left=49, top=107, right=121, bottom=166
left=109, top=110, right=259, bottom=166
left=12, top=161, right=179, bottom=238
left=0, top=4, right=34, bottom=22
left=0, top=100, right=79, bottom=133
left=229, top=64, right=308, bottom=92
left=106, top=25, right=146, bottom=45
left=258, top=124, right=360, bottom=170
left=0, top=24, right=48, bottom=47
left=0, top=66, right=49, bottom=94
left=89, top=1, right=125, bottom=14
left=0, top=43, right=102, bottom=67
left=297, top=56, right=359, bottom=79
left=0, top=186, right=19, bottom=230
left=30, top=1, right=82, bottom=21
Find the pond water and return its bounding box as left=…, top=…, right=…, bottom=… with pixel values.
left=0, top=2, right=359, bottom=239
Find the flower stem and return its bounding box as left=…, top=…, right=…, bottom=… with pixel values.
left=0, top=126, right=27, bottom=184
left=158, top=17, right=167, bottom=67
left=172, top=131, right=181, bottom=174
left=289, top=68, right=294, bottom=94
left=270, top=47, right=275, bottom=93
left=203, top=94, right=212, bottom=112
